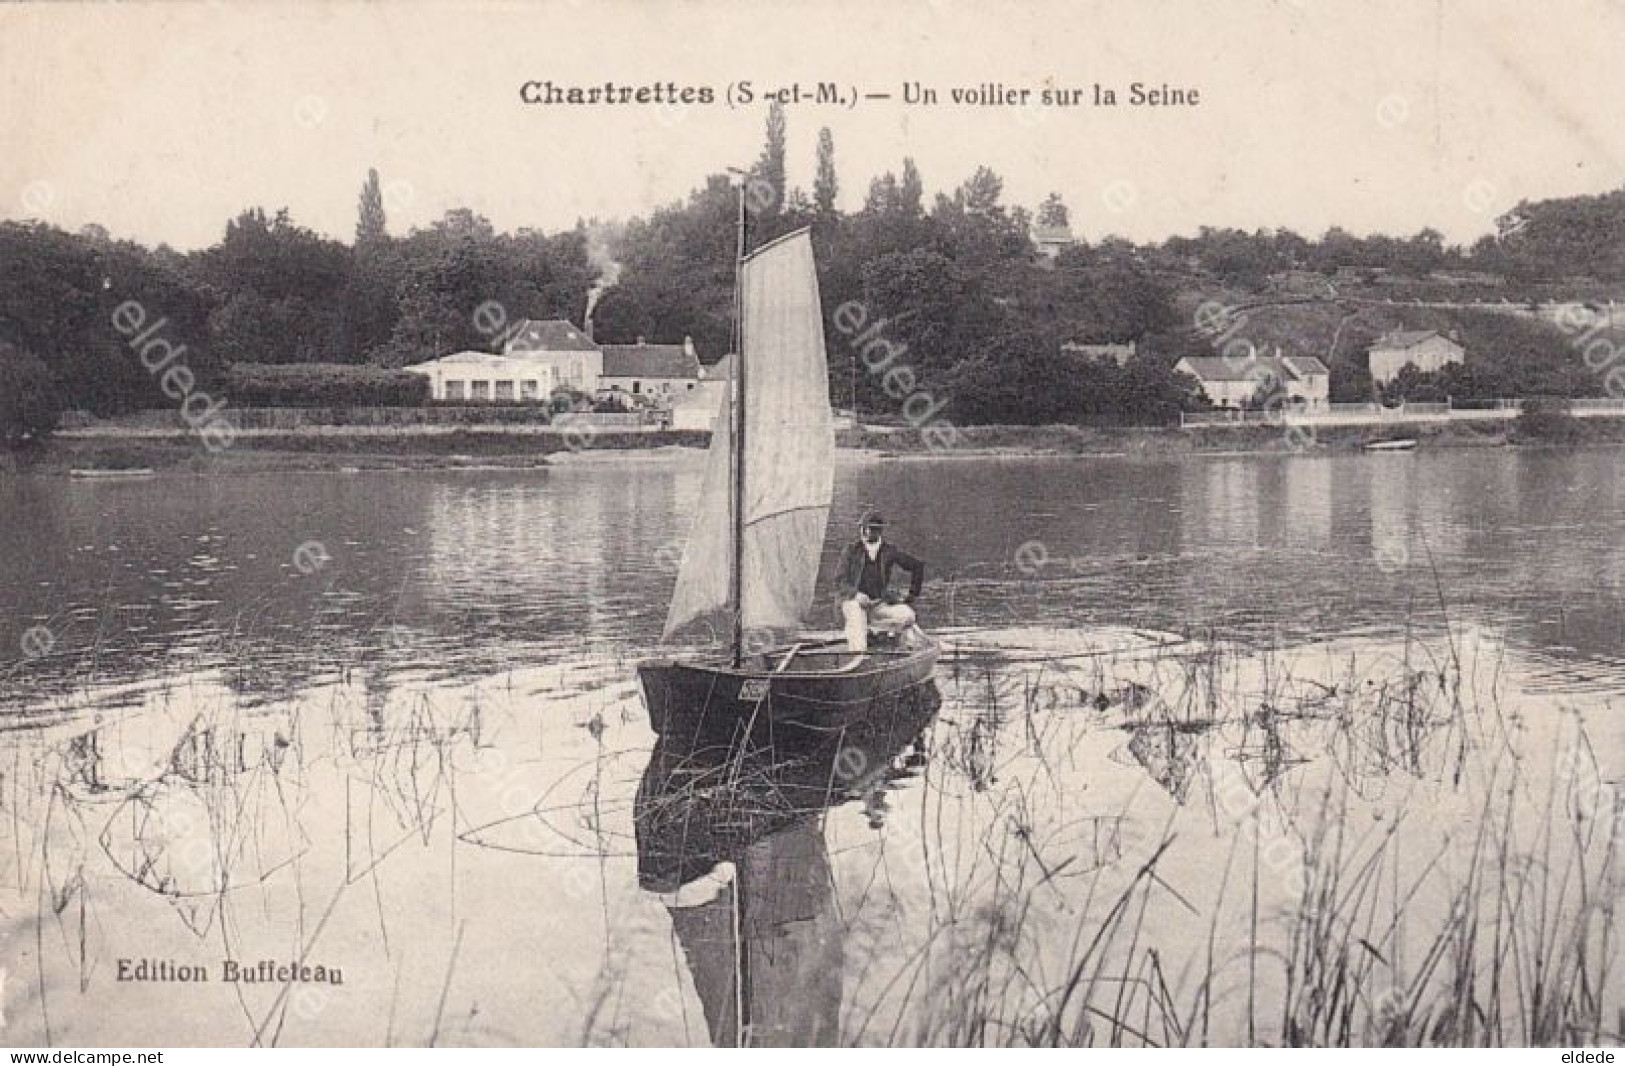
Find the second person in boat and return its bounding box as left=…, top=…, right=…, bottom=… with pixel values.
left=838, top=512, right=925, bottom=652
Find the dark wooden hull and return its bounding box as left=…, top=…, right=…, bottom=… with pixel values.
left=633, top=673, right=940, bottom=892
left=633, top=661, right=943, bottom=1043
left=637, top=636, right=940, bottom=745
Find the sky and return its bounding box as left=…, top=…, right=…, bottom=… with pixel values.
left=3, top=0, right=1625, bottom=251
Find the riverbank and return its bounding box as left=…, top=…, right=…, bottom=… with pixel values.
left=10, top=417, right=1625, bottom=475
left=1, top=428, right=709, bottom=476
left=850, top=412, right=1625, bottom=457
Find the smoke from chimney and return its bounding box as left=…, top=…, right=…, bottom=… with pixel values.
left=582, top=219, right=623, bottom=340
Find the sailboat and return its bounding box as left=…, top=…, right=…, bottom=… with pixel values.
left=638, top=182, right=940, bottom=741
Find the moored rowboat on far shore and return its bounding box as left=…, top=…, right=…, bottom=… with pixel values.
left=69, top=467, right=156, bottom=479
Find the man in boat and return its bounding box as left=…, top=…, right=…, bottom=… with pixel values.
left=837, top=512, right=925, bottom=652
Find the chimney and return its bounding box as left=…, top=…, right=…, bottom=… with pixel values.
left=636, top=335, right=646, bottom=346
left=583, top=314, right=594, bottom=342
left=683, top=335, right=696, bottom=357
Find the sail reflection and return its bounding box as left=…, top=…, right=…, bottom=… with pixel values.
left=634, top=680, right=940, bottom=1047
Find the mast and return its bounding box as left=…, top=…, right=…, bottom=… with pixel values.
left=728, top=172, right=749, bottom=665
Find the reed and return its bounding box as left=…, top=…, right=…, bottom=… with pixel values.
left=855, top=629, right=1622, bottom=1047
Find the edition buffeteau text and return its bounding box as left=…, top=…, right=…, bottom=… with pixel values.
left=117, top=958, right=344, bottom=985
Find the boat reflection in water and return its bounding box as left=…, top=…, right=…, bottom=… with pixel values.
left=634, top=679, right=941, bottom=1047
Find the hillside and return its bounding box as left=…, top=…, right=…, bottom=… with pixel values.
left=1167, top=283, right=1621, bottom=402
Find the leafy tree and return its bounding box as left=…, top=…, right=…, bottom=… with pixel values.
left=196, top=208, right=350, bottom=364
left=813, top=127, right=839, bottom=218
left=0, top=341, right=63, bottom=445
left=899, top=158, right=924, bottom=218
left=344, top=236, right=406, bottom=361
left=1494, top=189, right=1625, bottom=282
left=590, top=174, right=739, bottom=356
left=372, top=211, right=594, bottom=365
left=356, top=168, right=388, bottom=245
left=954, top=167, right=1004, bottom=217
left=0, top=221, right=216, bottom=414
left=750, top=102, right=787, bottom=219
left=1033, top=244, right=1177, bottom=345
left=1378, top=363, right=1453, bottom=404
left=1037, top=193, right=1070, bottom=229
left=945, top=328, right=1075, bottom=424
left=932, top=166, right=1033, bottom=301
left=944, top=331, right=1200, bottom=426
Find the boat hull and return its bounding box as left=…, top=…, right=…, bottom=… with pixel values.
left=637, top=637, right=940, bottom=743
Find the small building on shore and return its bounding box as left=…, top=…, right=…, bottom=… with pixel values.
left=406, top=320, right=708, bottom=404
left=599, top=338, right=702, bottom=399
left=402, top=350, right=565, bottom=403
left=500, top=319, right=603, bottom=393
left=1367, top=330, right=1465, bottom=385
left=1175, top=349, right=1330, bottom=410
left=668, top=354, right=734, bottom=431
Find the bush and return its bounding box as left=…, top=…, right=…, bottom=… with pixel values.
left=0, top=340, right=64, bottom=447
left=223, top=363, right=429, bottom=407
left=550, top=387, right=593, bottom=414
left=1514, top=397, right=1583, bottom=443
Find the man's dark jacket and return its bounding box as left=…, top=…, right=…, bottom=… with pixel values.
left=837, top=540, right=925, bottom=602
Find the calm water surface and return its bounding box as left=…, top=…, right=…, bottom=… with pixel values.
left=0, top=450, right=1620, bottom=1046
left=3, top=448, right=1624, bottom=705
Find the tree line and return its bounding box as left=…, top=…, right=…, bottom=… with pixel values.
left=4, top=108, right=1625, bottom=441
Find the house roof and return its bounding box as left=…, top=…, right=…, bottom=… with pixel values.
left=600, top=343, right=700, bottom=379
left=1281, top=355, right=1329, bottom=377
left=403, top=350, right=511, bottom=370
left=1032, top=225, right=1074, bottom=243
left=505, top=319, right=599, bottom=353
left=1177, top=355, right=1325, bottom=383
left=1371, top=329, right=1446, bottom=351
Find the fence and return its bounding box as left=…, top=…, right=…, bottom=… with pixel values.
left=58, top=406, right=668, bottom=439
left=552, top=412, right=652, bottom=429
left=1180, top=397, right=1625, bottom=429
left=87, top=405, right=567, bottom=431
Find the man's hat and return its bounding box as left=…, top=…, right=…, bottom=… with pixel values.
left=859, top=510, right=887, bottom=530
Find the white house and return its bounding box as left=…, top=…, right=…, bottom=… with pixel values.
left=404, top=319, right=604, bottom=401
left=599, top=338, right=702, bottom=399
left=1367, top=330, right=1465, bottom=385
left=501, top=319, right=603, bottom=393
left=1032, top=223, right=1075, bottom=262
left=404, top=320, right=718, bottom=406
left=669, top=386, right=722, bottom=431
left=669, top=354, right=734, bottom=429
left=1175, top=349, right=1330, bottom=410
left=402, top=350, right=565, bottom=402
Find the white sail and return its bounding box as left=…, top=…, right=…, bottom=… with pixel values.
left=662, top=229, right=834, bottom=644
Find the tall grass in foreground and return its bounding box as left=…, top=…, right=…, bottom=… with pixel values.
left=857, top=631, right=1622, bottom=1047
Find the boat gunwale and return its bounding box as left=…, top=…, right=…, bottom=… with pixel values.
left=639, top=637, right=939, bottom=682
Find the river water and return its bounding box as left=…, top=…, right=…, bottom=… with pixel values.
left=0, top=449, right=1621, bottom=1045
